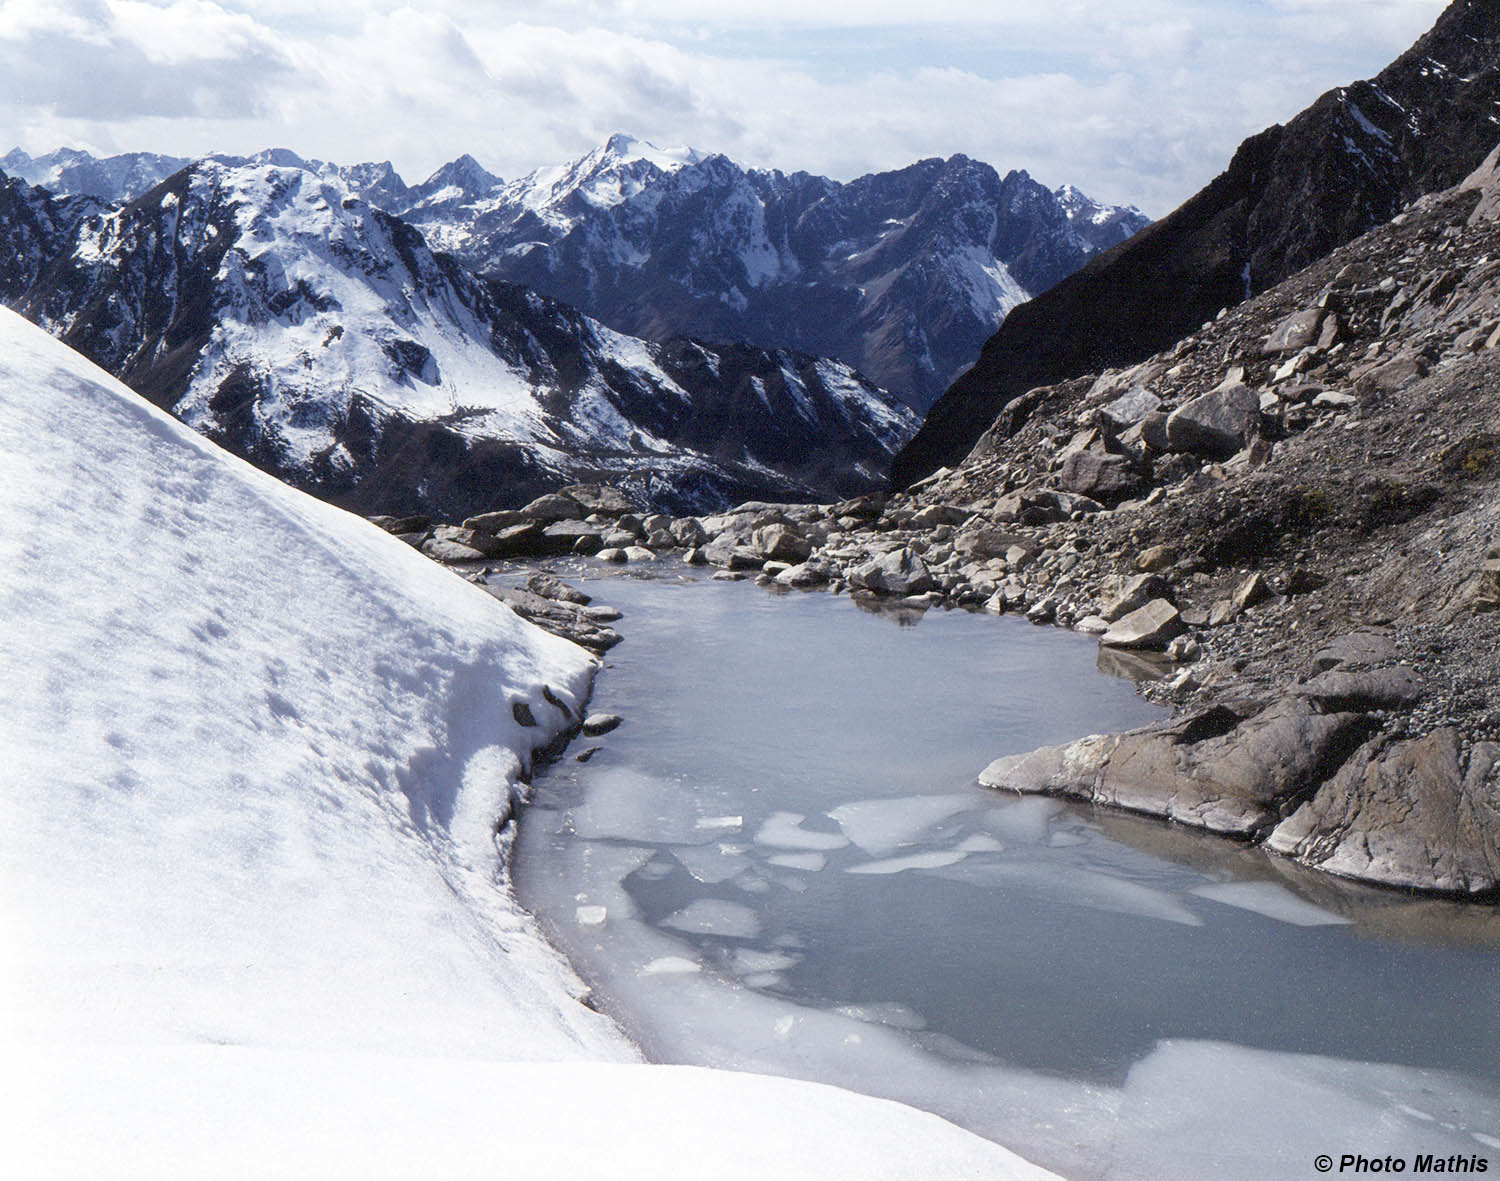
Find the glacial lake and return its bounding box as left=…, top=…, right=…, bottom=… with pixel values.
left=513, top=566, right=1500, bottom=1180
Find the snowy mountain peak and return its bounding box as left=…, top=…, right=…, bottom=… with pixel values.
left=418, top=153, right=502, bottom=198
left=598, top=131, right=703, bottom=172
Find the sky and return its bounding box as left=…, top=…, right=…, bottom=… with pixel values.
left=0, top=0, right=1452, bottom=215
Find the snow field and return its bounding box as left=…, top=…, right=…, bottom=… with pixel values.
left=0, top=309, right=1055, bottom=1180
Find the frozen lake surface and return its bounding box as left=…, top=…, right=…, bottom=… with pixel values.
left=515, top=568, right=1500, bottom=1179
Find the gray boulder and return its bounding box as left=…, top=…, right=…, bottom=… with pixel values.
left=519, top=493, right=585, bottom=523
left=1100, top=387, right=1162, bottom=431
left=1261, top=308, right=1324, bottom=354
left=848, top=548, right=936, bottom=596
left=1165, top=384, right=1261, bottom=458
left=1293, top=666, right=1425, bottom=712
left=1100, top=599, right=1185, bottom=649
left=1100, top=573, right=1172, bottom=622
left=1058, top=451, right=1143, bottom=501
left=559, top=484, right=636, bottom=516
left=753, top=523, right=813, bottom=564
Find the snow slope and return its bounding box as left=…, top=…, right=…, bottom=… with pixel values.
left=0, top=309, right=1051, bottom=1180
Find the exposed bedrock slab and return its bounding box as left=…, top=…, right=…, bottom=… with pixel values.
left=1267, top=732, right=1500, bottom=897
left=981, top=698, right=1376, bottom=839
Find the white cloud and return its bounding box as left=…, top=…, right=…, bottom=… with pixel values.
left=0, top=0, right=1452, bottom=212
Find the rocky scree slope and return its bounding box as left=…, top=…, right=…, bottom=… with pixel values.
left=5, top=158, right=914, bottom=519
left=379, top=135, right=1147, bottom=411
left=506, top=149, right=1500, bottom=898
left=895, top=0, right=1500, bottom=487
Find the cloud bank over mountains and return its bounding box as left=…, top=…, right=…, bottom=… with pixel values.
left=0, top=0, right=1446, bottom=212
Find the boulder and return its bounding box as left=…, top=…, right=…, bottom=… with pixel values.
left=420, top=536, right=489, bottom=563
left=462, top=509, right=526, bottom=532
left=955, top=528, right=1025, bottom=561
left=519, top=493, right=585, bottom=523
left=1267, top=732, right=1500, bottom=896
left=559, top=484, right=636, bottom=516
left=669, top=517, right=709, bottom=548
left=909, top=504, right=973, bottom=529
left=1262, top=308, right=1324, bottom=354
left=1293, top=665, right=1425, bottom=712
left=753, top=523, right=813, bottom=564
left=847, top=548, right=936, bottom=596
left=369, top=514, right=431, bottom=535
left=1058, top=451, right=1143, bottom=501
left=1233, top=571, right=1272, bottom=610
left=1166, top=384, right=1261, bottom=458
left=541, top=520, right=607, bottom=554
left=582, top=713, right=623, bottom=737
left=1100, top=599, right=1185, bottom=649
left=1100, top=387, right=1162, bottom=432
left=1100, top=573, right=1172, bottom=622
left=523, top=573, right=591, bottom=605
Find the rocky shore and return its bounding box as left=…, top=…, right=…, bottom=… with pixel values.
left=378, top=149, right=1500, bottom=901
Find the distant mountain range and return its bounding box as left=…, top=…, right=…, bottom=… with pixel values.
left=3, top=139, right=1148, bottom=411
left=1, top=158, right=914, bottom=517
left=893, top=0, right=1500, bottom=486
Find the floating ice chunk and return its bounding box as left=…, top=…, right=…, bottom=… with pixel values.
left=983, top=797, right=1065, bottom=843
left=639, top=956, right=701, bottom=976
left=833, top=1002, right=928, bottom=1031
left=937, top=861, right=1204, bottom=927
left=575, top=905, right=608, bottom=926
left=1189, top=881, right=1352, bottom=927
left=754, top=811, right=849, bottom=851
left=567, top=766, right=719, bottom=844
left=696, top=815, right=743, bottom=832
left=736, top=875, right=772, bottom=895
left=956, top=834, right=1005, bottom=853
left=732, top=949, right=800, bottom=976
left=767, top=852, right=827, bottom=872
left=847, top=850, right=969, bottom=875
left=674, top=844, right=753, bottom=885
left=660, top=899, right=761, bottom=940
left=827, top=794, right=976, bottom=855
left=741, top=972, right=785, bottom=989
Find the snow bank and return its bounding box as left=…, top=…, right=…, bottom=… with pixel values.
left=0, top=310, right=1052, bottom=1179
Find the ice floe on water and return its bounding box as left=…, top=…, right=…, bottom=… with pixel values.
left=1189, top=880, right=1353, bottom=926
left=754, top=811, right=851, bottom=851
left=673, top=843, right=754, bottom=884
left=767, top=851, right=828, bottom=871
left=661, top=899, right=762, bottom=940
left=827, top=793, right=977, bottom=855
left=846, top=850, right=971, bottom=875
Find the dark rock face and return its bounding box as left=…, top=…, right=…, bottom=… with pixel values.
left=386, top=145, right=1147, bottom=411
left=894, top=0, right=1500, bottom=486
left=6, top=159, right=915, bottom=519
left=0, top=171, right=93, bottom=304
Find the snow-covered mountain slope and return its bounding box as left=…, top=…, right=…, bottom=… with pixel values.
left=382, top=136, right=1149, bottom=410
left=0, top=307, right=1055, bottom=1181
left=9, top=158, right=914, bottom=517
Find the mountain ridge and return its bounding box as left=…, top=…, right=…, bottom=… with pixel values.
left=892, top=0, right=1500, bottom=487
